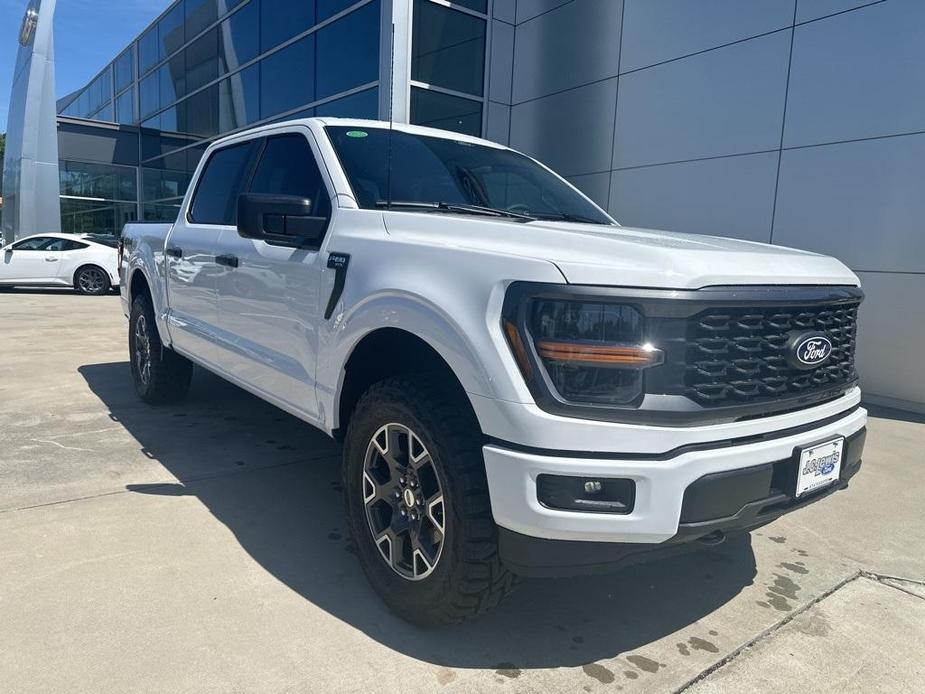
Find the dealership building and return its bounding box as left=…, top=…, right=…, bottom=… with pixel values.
left=3, top=0, right=923, bottom=411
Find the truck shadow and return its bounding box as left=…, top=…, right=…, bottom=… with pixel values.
left=79, top=361, right=757, bottom=671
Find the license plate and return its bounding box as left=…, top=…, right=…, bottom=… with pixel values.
left=795, top=437, right=844, bottom=497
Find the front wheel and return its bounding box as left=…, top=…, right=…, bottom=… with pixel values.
left=74, top=265, right=111, bottom=295
left=343, top=375, right=516, bottom=626
left=129, top=293, right=193, bottom=404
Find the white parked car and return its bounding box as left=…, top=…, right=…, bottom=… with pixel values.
left=120, top=118, right=866, bottom=625
left=0, top=233, right=120, bottom=295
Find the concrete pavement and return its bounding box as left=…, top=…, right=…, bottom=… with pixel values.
left=1, top=291, right=923, bottom=693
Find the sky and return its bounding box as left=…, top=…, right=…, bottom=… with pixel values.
left=0, top=0, right=172, bottom=132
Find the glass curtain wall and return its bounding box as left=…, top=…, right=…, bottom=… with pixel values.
left=58, top=0, right=383, bottom=230
left=59, top=161, right=138, bottom=235
left=410, top=0, right=486, bottom=136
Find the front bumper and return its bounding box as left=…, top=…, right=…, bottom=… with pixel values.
left=483, top=405, right=866, bottom=575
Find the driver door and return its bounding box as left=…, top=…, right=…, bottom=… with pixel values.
left=0, top=237, right=64, bottom=283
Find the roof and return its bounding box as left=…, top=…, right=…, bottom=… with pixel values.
left=210, top=118, right=508, bottom=151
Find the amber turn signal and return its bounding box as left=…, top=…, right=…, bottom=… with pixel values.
left=535, top=340, right=664, bottom=368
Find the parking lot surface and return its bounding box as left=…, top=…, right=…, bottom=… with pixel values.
left=2, top=291, right=923, bottom=693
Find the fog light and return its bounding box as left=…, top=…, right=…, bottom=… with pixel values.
left=537, top=475, right=635, bottom=514
left=583, top=480, right=603, bottom=494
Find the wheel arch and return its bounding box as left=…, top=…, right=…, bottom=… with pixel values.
left=334, top=327, right=477, bottom=441
left=128, top=267, right=151, bottom=305
left=72, top=263, right=111, bottom=288
left=126, top=266, right=173, bottom=348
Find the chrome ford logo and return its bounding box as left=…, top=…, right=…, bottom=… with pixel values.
left=787, top=331, right=833, bottom=370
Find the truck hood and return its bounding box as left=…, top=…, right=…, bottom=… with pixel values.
left=383, top=213, right=859, bottom=289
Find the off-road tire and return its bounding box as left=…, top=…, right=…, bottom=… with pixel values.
left=129, top=293, right=193, bottom=404
left=343, top=375, right=517, bottom=626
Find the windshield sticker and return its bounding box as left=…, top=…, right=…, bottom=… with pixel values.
left=346, top=130, right=368, bottom=138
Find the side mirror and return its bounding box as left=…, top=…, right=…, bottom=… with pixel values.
left=237, top=193, right=329, bottom=249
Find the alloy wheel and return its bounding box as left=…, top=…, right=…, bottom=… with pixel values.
left=134, top=314, right=152, bottom=386
left=78, top=267, right=106, bottom=294
left=362, top=423, right=446, bottom=581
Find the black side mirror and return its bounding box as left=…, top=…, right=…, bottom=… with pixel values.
left=237, top=193, right=329, bottom=249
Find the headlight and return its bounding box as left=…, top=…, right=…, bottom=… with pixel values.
left=503, top=290, right=664, bottom=408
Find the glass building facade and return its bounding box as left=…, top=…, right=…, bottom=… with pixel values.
left=54, top=0, right=490, bottom=235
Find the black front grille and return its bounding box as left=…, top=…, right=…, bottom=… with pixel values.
left=684, top=302, right=860, bottom=406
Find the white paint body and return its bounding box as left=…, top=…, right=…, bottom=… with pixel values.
left=120, top=118, right=866, bottom=544
left=0, top=233, right=119, bottom=288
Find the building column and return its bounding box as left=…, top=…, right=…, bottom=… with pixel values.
left=1, top=0, right=61, bottom=244
left=379, top=0, right=413, bottom=124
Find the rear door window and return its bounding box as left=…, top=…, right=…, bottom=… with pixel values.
left=189, top=141, right=256, bottom=225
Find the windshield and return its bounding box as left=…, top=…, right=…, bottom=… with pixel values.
left=326, top=126, right=614, bottom=225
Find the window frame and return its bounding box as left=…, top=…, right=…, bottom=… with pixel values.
left=409, top=0, right=488, bottom=137
left=186, top=139, right=260, bottom=226
left=185, top=126, right=335, bottom=232
left=240, top=129, right=336, bottom=249
left=11, top=237, right=62, bottom=251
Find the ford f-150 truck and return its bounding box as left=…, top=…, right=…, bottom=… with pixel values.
left=120, top=118, right=866, bottom=625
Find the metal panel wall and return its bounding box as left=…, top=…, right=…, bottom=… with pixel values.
left=491, top=0, right=924, bottom=411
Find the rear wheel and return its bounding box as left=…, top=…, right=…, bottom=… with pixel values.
left=129, top=293, right=192, bottom=403
left=74, top=265, right=111, bottom=295
left=343, top=375, right=516, bottom=626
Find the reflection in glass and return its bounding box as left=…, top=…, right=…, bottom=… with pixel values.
left=60, top=161, right=137, bottom=201
left=181, top=84, right=220, bottom=137
left=219, top=64, right=260, bottom=131
left=93, top=104, right=114, bottom=123
left=186, top=28, right=219, bottom=93
left=261, top=0, right=315, bottom=52
left=185, top=0, right=219, bottom=39
left=139, top=26, right=158, bottom=75
left=412, top=0, right=485, bottom=96
left=60, top=199, right=138, bottom=236
left=143, top=167, right=193, bottom=203
left=317, top=0, right=361, bottom=21
left=316, top=0, right=379, bottom=100
left=140, top=72, right=160, bottom=118
left=144, top=203, right=183, bottom=222
left=159, top=3, right=186, bottom=61
left=410, top=87, right=481, bottom=136
left=260, top=35, right=314, bottom=119
left=116, top=89, right=136, bottom=124
left=315, top=87, right=378, bottom=118
left=114, top=47, right=134, bottom=92
left=446, top=0, right=486, bottom=11
left=220, top=0, right=260, bottom=73
left=160, top=54, right=187, bottom=106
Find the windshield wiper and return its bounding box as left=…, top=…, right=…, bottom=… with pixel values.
left=529, top=212, right=611, bottom=225
left=375, top=200, right=533, bottom=222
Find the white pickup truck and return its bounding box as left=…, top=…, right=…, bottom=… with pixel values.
left=120, top=117, right=867, bottom=625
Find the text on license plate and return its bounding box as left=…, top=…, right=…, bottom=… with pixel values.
left=796, top=437, right=844, bottom=497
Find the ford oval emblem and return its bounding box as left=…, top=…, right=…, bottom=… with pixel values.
left=787, top=331, right=833, bottom=370
left=19, top=2, right=40, bottom=47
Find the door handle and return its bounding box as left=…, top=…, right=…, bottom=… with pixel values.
left=45, top=257, right=59, bottom=262
left=165, top=246, right=183, bottom=259
left=215, top=254, right=239, bottom=268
